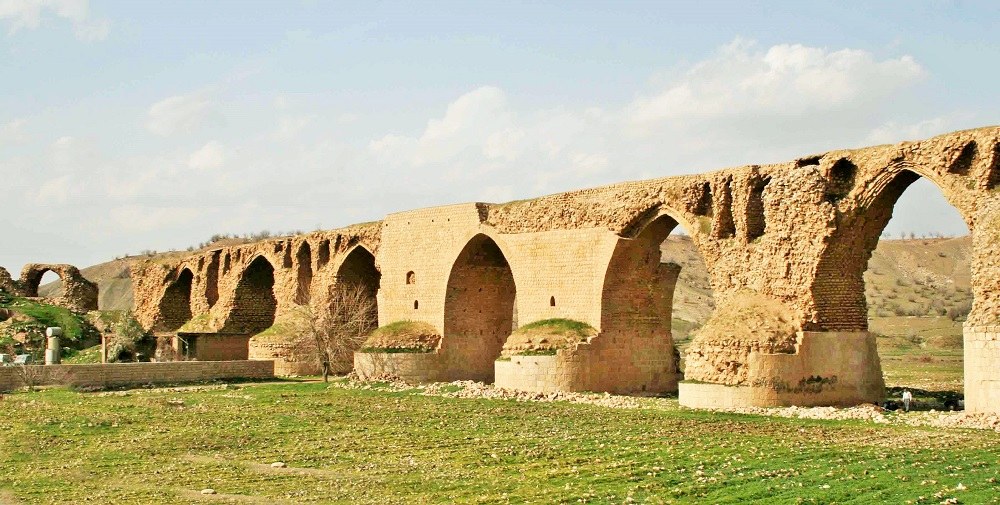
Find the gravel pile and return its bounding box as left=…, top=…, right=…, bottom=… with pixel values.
left=714, top=404, right=1000, bottom=432
left=334, top=376, right=1000, bottom=432
left=331, top=376, right=640, bottom=408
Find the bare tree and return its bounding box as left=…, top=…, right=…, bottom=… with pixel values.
left=301, top=283, right=377, bottom=382
left=14, top=365, right=46, bottom=392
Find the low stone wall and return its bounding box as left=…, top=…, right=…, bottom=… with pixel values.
left=495, top=355, right=566, bottom=392
left=354, top=352, right=443, bottom=383
left=679, top=332, right=884, bottom=408
left=964, top=326, right=1000, bottom=413
left=249, top=339, right=320, bottom=376
left=0, top=360, right=274, bottom=392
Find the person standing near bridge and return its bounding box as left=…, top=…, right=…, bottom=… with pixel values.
left=902, top=390, right=913, bottom=412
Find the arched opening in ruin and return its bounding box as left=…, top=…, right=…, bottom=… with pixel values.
left=295, top=242, right=313, bottom=305
left=813, top=169, right=970, bottom=409
left=317, top=239, right=331, bottom=269
left=35, top=269, right=64, bottom=301
left=205, top=253, right=220, bottom=308
left=334, top=246, right=381, bottom=327
left=158, top=268, right=194, bottom=331
left=443, top=234, right=516, bottom=382
left=602, top=211, right=714, bottom=377
left=223, top=256, right=277, bottom=335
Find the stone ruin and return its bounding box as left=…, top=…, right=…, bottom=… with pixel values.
left=0, top=263, right=98, bottom=312
left=128, top=126, right=1000, bottom=413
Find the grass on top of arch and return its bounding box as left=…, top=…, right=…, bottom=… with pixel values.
left=516, top=318, right=595, bottom=337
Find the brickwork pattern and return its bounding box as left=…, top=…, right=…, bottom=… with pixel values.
left=127, top=126, right=1000, bottom=410
left=0, top=263, right=98, bottom=311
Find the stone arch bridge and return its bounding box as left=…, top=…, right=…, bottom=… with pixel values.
left=132, top=126, right=1000, bottom=413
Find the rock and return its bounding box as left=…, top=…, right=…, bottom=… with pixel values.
left=271, top=461, right=287, bottom=468
left=200, top=489, right=216, bottom=495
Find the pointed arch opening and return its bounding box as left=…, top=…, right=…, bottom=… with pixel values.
left=443, top=234, right=516, bottom=382
left=223, top=256, right=277, bottom=334
left=158, top=268, right=194, bottom=331
left=335, top=246, right=381, bottom=326
left=601, top=211, right=714, bottom=387
left=813, top=169, right=971, bottom=407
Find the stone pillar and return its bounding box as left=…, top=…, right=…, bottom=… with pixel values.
left=963, top=325, right=1000, bottom=413
left=679, top=332, right=884, bottom=408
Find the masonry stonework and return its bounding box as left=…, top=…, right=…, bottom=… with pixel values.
left=0, top=263, right=98, bottom=311
left=128, top=127, right=1000, bottom=412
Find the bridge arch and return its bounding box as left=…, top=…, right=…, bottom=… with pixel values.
left=332, top=244, right=381, bottom=326
left=600, top=207, right=713, bottom=391
left=442, top=233, right=517, bottom=382
left=157, top=268, right=195, bottom=331
left=811, top=164, right=974, bottom=332
left=222, top=255, right=277, bottom=334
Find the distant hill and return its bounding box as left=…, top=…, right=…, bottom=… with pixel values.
left=39, top=236, right=974, bottom=330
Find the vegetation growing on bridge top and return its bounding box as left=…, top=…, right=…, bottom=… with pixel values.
left=361, top=320, right=441, bottom=353
left=502, top=318, right=598, bottom=356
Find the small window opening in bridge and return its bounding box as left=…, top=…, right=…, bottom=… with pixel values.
left=987, top=143, right=1000, bottom=190
left=948, top=141, right=976, bottom=176
left=549, top=296, right=556, bottom=307
left=693, top=182, right=713, bottom=217
left=414, top=300, right=419, bottom=310
left=206, top=252, right=220, bottom=308
left=317, top=240, right=331, bottom=269
left=294, top=242, right=313, bottom=305
left=406, top=271, right=415, bottom=285
left=713, top=179, right=736, bottom=239
left=746, top=176, right=770, bottom=241
left=825, top=158, right=857, bottom=203
left=796, top=155, right=822, bottom=167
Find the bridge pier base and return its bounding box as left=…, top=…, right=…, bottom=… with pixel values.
left=679, top=331, right=884, bottom=409
left=495, top=339, right=680, bottom=394
left=964, top=326, right=1000, bottom=414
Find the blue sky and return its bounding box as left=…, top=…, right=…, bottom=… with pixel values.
left=1, top=0, right=998, bottom=273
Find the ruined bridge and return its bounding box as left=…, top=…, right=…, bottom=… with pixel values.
left=132, top=126, right=1000, bottom=413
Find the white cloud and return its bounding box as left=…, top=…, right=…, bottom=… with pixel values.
left=188, top=140, right=227, bottom=170
left=0, top=0, right=110, bottom=40
left=369, top=86, right=510, bottom=166
left=146, top=93, right=217, bottom=136
left=109, top=205, right=200, bottom=232
left=864, top=114, right=978, bottom=145
left=34, top=174, right=74, bottom=204
left=628, top=38, right=924, bottom=127
left=0, top=118, right=27, bottom=145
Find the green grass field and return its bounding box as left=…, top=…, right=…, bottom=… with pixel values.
left=1, top=382, right=997, bottom=504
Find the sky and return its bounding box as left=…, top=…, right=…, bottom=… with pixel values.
left=1, top=0, right=998, bottom=274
